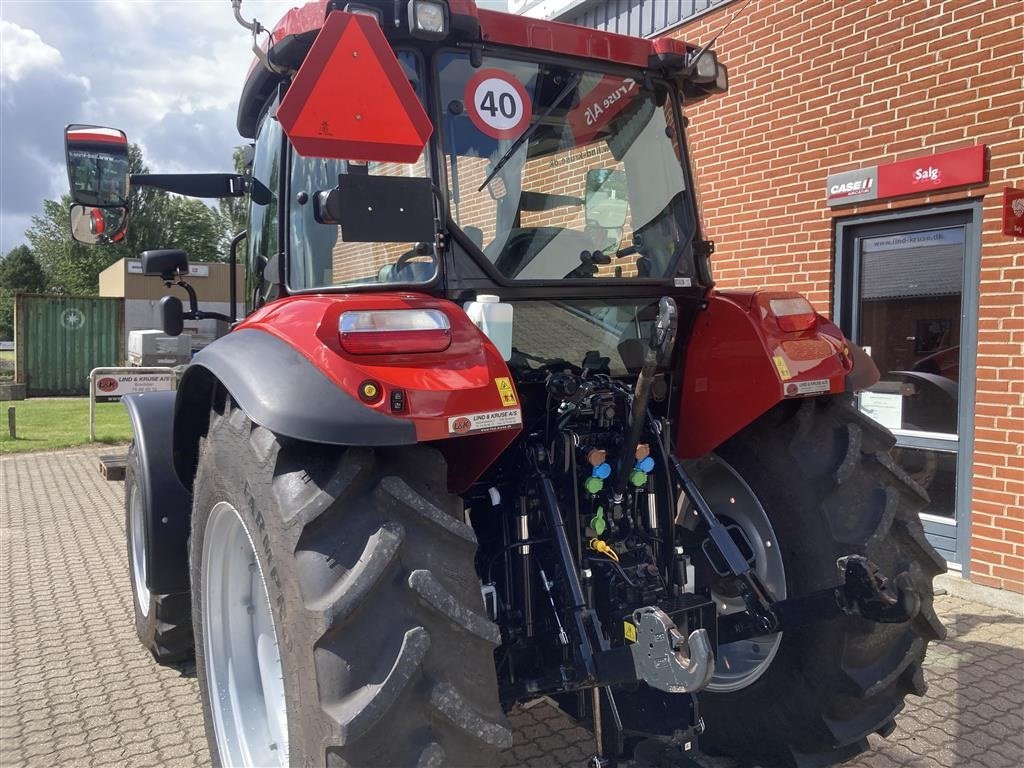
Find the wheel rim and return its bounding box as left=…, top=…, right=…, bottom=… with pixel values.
left=129, top=483, right=150, bottom=616
left=201, top=501, right=289, bottom=767
left=680, top=455, right=787, bottom=693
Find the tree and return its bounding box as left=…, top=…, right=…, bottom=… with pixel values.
left=0, top=245, right=47, bottom=340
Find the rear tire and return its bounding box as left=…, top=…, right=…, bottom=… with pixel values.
left=125, top=442, right=194, bottom=663
left=698, top=396, right=946, bottom=767
left=190, top=395, right=511, bottom=767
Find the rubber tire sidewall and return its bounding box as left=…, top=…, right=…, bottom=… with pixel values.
left=125, top=442, right=192, bottom=663
left=190, top=421, right=315, bottom=767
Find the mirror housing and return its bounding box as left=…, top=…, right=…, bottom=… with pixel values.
left=141, top=249, right=189, bottom=281
left=69, top=204, right=128, bottom=244
left=157, top=295, right=184, bottom=337
left=65, top=124, right=130, bottom=207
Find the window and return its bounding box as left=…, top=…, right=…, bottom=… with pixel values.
left=438, top=52, right=694, bottom=283
left=287, top=52, right=436, bottom=290
left=248, top=100, right=283, bottom=308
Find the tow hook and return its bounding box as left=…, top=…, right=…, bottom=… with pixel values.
left=629, top=607, right=714, bottom=693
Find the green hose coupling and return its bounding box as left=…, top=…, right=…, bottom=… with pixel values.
left=589, top=506, right=606, bottom=535
left=629, top=469, right=648, bottom=488
left=584, top=476, right=604, bottom=495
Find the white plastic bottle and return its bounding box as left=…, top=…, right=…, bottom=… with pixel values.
left=464, top=294, right=513, bottom=360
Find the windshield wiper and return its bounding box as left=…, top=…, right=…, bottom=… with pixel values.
left=477, top=72, right=582, bottom=192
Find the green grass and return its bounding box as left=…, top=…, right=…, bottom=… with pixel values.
left=0, top=397, right=131, bottom=454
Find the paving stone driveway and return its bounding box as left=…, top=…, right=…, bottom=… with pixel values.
left=2, top=447, right=1022, bottom=767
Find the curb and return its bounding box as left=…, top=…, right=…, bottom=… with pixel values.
left=935, top=573, right=1024, bottom=615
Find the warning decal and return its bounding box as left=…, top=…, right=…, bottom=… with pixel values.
left=623, top=621, right=637, bottom=644
left=465, top=69, right=532, bottom=140
left=448, top=408, right=522, bottom=436
left=495, top=377, right=517, bottom=406
left=772, top=354, right=792, bottom=381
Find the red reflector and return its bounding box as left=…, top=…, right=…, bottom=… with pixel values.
left=277, top=11, right=433, bottom=162
left=341, top=329, right=451, bottom=354
left=339, top=309, right=452, bottom=354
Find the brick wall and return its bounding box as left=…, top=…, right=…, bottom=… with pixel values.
left=668, top=0, right=1023, bottom=590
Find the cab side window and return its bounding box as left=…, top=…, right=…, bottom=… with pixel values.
left=247, top=100, right=283, bottom=309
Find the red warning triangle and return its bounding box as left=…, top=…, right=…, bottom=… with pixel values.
left=277, top=12, right=433, bottom=163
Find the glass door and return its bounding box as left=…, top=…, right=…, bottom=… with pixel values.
left=835, top=205, right=980, bottom=569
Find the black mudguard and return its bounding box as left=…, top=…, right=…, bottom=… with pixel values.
left=123, top=390, right=192, bottom=595
left=172, top=328, right=417, bottom=485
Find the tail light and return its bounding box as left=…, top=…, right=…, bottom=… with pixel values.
left=760, top=294, right=818, bottom=333
left=339, top=309, right=452, bottom=354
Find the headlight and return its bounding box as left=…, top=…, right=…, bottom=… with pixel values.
left=409, top=0, right=447, bottom=38
left=343, top=3, right=383, bottom=23
left=692, top=49, right=718, bottom=83
left=714, top=63, right=729, bottom=93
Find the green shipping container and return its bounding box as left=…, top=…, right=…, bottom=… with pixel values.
left=15, top=294, right=124, bottom=396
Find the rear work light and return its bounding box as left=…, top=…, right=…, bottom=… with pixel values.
left=765, top=295, right=818, bottom=333
left=408, top=0, right=447, bottom=38
left=339, top=309, right=452, bottom=354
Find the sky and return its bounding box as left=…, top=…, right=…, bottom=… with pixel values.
left=0, top=0, right=508, bottom=255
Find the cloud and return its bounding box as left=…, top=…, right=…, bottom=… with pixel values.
left=0, top=19, right=64, bottom=82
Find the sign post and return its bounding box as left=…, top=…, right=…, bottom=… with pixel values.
left=88, top=367, right=176, bottom=441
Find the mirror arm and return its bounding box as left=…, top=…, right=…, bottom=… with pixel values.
left=131, top=173, right=247, bottom=199
left=170, top=280, right=200, bottom=316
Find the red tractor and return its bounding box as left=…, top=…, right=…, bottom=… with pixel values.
left=65, top=1, right=945, bottom=765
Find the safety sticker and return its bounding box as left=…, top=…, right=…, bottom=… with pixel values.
left=784, top=379, right=830, bottom=397
left=465, top=68, right=532, bottom=140
left=448, top=408, right=522, bottom=436
left=623, top=621, right=637, bottom=644
left=494, top=377, right=517, bottom=407
left=772, top=354, right=792, bottom=381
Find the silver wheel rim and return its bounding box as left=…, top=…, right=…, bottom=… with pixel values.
left=129, top=484, right=150, bottom=616
left=201, top=501, right=289, bottom=767
left=679, top=455, right=787, bottom=693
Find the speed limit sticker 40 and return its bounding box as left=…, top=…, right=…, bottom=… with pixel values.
left=465, top=69, right=532, bottom=140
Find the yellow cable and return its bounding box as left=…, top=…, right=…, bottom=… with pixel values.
left=589, top=538, right=620, bottom=562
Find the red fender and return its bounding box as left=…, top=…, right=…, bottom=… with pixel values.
left=237, top=293, right=521, bottom=491
left=675, top=291, right=874, bottom=459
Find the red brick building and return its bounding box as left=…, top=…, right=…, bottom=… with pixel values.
left=531, top=0, right=1023, bottom=590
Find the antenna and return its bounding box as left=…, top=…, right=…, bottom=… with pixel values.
left=230, top=0, right=288, bottom=75
left=686, top=0, right=757, bottom=75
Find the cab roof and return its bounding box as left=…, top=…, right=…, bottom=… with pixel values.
left=237, top=0, right=695, bottom=138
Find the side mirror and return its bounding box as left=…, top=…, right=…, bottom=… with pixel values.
left=141, top=249, right=189, bottom=281
left=585, top=169, right=629, bottom=229
left=157, top=295, right=184, bottom=337
left=65, top=124, right=130, bottom=207
left=70, top=204, right=128, bottom=244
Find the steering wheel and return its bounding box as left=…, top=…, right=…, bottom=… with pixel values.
left=392, top=245, right=436, bottom=282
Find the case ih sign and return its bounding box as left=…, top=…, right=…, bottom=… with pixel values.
left=826, top=145, right=986, bottom=206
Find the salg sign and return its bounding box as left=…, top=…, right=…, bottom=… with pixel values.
left=826, top=145, right=986, bottom=206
